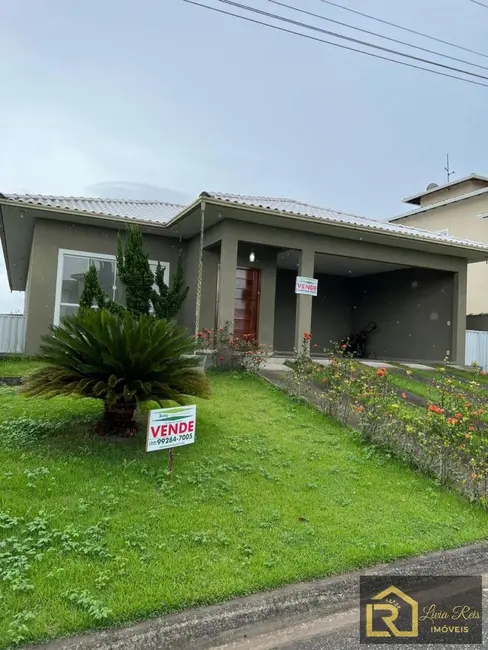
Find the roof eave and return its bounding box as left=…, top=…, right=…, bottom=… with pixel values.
left=0, top=200, right=13, bottom=291
left=402, top=173, right=488, bottom=205
left=0, top=197, right=183, bottom=229
left=164, top=197, right=204, bottom=227
left=391, top=186, right=488, bottom=223
left=203, top=197, right=488, bottom=260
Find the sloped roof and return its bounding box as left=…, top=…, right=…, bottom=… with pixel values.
left=2, top=190, right=488, bottom=252
left=206, top=191, right=488, bottom=250
left=391, top=186, right=488, bottom=222
left=3, top=193, right=185, bottom=224
left=402, top=173, right=488, bottom=205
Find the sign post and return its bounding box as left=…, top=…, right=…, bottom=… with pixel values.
left=295, top=276, right=318, bottom=296
left=146, top=405, right=196, bottom=480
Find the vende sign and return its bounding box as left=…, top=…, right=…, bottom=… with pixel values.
left=146, top=405, right=196, bottom=452
left=295, top=276, right=318, bottom=296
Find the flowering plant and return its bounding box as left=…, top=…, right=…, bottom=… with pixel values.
left=194, top=322, right=271, bottom=372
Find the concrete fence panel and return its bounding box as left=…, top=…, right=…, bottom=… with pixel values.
left=0, top=314, right=26, bottom=353
left=466, top=329, right=488, bottom=371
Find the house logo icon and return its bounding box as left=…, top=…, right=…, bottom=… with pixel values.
left=365, top=585, right=419, bottom=639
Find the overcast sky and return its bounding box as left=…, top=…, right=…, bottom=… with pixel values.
left=1, top=0, right=487, bottom=311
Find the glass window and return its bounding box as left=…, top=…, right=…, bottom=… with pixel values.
left=59, top=304, right=80, bottom=320
left=56, top=252, right=169, bottom=323
left=61, top=256, right=89, bottom=304
left=150, top=261, right=168, bottom=290
left=59, top=254, right=116, bottom=319
left=93, top=259, right=116, bottom=298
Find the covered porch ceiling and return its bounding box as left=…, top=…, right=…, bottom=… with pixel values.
left=277, top=250, right=408, bottom=277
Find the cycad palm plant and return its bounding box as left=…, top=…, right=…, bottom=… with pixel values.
left=21, top=309, right=210, bottom=436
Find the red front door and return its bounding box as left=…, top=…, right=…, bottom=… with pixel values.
left=234, top=268, right=260, bottom=340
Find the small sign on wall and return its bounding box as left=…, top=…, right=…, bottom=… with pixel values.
left=295, top=276, right=318, bottom=296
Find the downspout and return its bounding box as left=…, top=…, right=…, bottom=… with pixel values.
left=194, top=200, right=205, bottom=337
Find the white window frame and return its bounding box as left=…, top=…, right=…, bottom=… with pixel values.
left=54, top=248, right=170, bottom=325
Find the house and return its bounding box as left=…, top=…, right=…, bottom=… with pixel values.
left=391, top=174, right=488, bottom=326
left=1, top=190, right=488, bottom=364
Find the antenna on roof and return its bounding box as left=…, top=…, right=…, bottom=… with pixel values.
left=444, top=154, right=455, bottom=185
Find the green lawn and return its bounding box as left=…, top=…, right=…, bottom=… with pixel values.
left=2, top=374, right=488, bottom=647
left=0, top=357, right=45, bottom=377
left=446, top=367, right=488, bottom=385
left=387, top=372, right=437, bottom=401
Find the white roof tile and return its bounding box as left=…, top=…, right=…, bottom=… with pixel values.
left=208, top=192, right=488, bottom=251
left=3, top=190, right=488, bottom=252
left=4, top=193, right=184, bottom=224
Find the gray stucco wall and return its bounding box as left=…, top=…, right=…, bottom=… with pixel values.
left=352, top=268, right=455, bottom=362
left=25, top=219, right=185, bottom=353
left=274, top=269, right=353, bottom=352
left=180, top=236, right=219, bottom=335
left=24, top=214, right=465, bottom=365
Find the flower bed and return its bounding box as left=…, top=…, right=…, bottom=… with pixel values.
left=194, top=324, right=272, bottom=372
left=285, top=336, right=488, bottom=507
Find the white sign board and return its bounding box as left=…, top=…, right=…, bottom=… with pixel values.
left=295, top=276, right=318, bottom=296
left=146, top=405, right=196, bottom=452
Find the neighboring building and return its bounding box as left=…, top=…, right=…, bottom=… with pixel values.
left=391, top=174, right=488, bottom=320
left=1, top=190, right=488, bottom=364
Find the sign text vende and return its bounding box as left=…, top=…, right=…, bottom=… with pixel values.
left=295, top=276, right=318, bottom=296
left=146, top=405, right=196, bottom=452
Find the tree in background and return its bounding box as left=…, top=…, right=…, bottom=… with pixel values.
left=79, top=264, right=107, bottom=310
left=116, top=225, right=154, bottom=317
left=77, top=225, right=189, bottom=320
left=152, top=250, right=189, bottom=320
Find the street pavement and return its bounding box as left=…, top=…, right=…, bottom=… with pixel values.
left=209, top=581, right=488, bottom=650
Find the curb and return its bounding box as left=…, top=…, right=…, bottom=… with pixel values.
left=26, top=542, right=488, bottom=650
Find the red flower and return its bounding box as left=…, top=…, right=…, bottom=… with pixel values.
left=313, top=344, right=318, bottom=349
left=219, top=356, right=225, bottom=362
left=455, top=412, right=463, bottom=420
left=197, top=331, right=203, bottom=338
left=376, top=368, right=387, bottom=377
left=356, top=406, right=364, bottom=413
left=322, top=377, right=328, bottom=384
left=468, top=426, right=475, bottom=432
left=303, top=332, right=312, bottom=341
left=401, top=392, right=407, bottom=399
left=447, top=417, right=458, bottom=425
left=340, top=343, right=348, bottom=350
left=428, top=404, right=444, bottom=415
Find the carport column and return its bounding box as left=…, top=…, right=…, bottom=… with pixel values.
left=217, top=234, right=238, bottom=333
left=452, top=266, right=467, bottom=366
left=294, top=247, right=315, bottom=353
